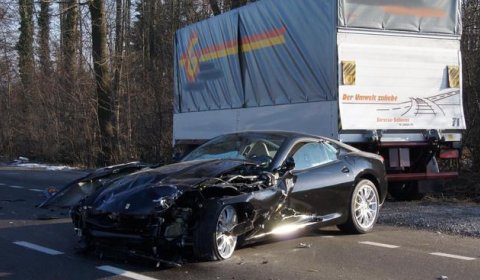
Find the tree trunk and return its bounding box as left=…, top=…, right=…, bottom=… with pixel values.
left=17, top=0, right=34, bottom=86
left=209, top=0, right=221, bottom=15
left=16, top=0, right=34, bottom=150
left=461, top=0, right=480, bottom=170
left=89, top=0, right=113, bottom=165
left=62, top=0, right=79, bottom=84
left=112, top=0, right=128, bottom=161
left=38, top=0, right=51, bottom=75
left=231, top=0, right=248, bottom=9
left=147, top=0, right=157, bottom=72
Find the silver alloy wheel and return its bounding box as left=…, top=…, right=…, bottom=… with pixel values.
left=215, top=205, right=238, bottom=259
left=353, top=183, right=378, bottom=229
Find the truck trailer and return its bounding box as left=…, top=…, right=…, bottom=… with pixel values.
left=173, top=0, right=465, bottom=200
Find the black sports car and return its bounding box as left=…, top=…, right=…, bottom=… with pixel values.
left=70, top=131, right=387, bottom=262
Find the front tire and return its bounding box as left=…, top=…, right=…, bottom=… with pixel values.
left=193, top=202, right=238, bottom=261
left=338, top=179, right=379, bottom=234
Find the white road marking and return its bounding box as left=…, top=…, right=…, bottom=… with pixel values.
left=430, top=252, right=476, bottom=261
left=359, top=241, right=400, bottom=249
left=8, top=185, right=24, bottom=189
left=13, top=241, right=64, bottom=255
left=321, top=235, right=335, bottom=238
left=0, top=183, right=6, bottom=186
left=28, top=189, right=43, bottom=193
left=97, top=266, right=159, bottom=280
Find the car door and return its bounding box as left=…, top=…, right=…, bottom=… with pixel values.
left=288, top=141, right=354, bottom=216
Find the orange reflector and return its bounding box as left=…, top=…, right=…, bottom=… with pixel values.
left=342, top=61, right=356, bottom=86
left=448, top=65, right=460, bottom=88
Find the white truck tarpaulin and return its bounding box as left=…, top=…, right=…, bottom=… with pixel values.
left=338, top=0, right=461, bottom=35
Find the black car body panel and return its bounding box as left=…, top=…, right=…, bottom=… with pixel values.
left=38, top=162, right=150, bottom=208
left=70, top=131, right=387, bottom=262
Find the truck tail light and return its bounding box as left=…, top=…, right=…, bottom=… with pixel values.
left=439, top=149, right=459, bottom=159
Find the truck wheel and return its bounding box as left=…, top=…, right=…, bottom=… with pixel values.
left=388, top=181, right=424, bottom=201
left=337, top=179, right=379, bottom=234
left=193, top=202, right=238, bottom=261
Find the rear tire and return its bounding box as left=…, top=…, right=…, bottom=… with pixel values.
left=338, top=179, right=379, bottom=234
left=193, top=201, right=238, bottom=261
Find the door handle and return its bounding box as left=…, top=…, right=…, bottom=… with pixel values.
left=341, top=167, right=350, bottom=173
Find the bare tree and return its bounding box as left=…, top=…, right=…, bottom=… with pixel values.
left=38, top=0, right=51, bottom=74
left=90, top=0, right=113, bottom=165
left=112, top=0, right=131, bottom=160
left=209, top=0, right=250, bottom=15
left=62, top=0, right=79, bottom=83
left=209, top=0, right=221, bottom=15
left=462, top=0, right=480, bottom=170
left=231, top=0, right=248, bottom=9
left=16, top=0, right=34, bottom=86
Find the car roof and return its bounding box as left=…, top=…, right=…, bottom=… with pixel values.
left=221, top=130, right=323, bottom=140
left=221, top=130, right=358, bottom=152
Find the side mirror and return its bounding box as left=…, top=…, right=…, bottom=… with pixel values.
left=276, top=157, right=296, bottom=193
left=281, top=157, right=295, bottom=172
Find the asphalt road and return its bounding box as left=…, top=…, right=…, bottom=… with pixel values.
left=0, top=168, right=479, bottom=280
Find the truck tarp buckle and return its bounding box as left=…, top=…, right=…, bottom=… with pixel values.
left=424, top=130, right=444, bottom=143
left=368, top=130, right=383, bottom=143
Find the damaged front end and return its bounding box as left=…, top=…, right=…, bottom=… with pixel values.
left=72, top=184, right=192, bottom=263
left=71, top=159, right=299, bottom=263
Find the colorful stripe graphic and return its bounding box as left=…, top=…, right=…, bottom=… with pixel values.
left=180, top=27, right=286, bottom=81
left=383, top=6, right=447, bottom=18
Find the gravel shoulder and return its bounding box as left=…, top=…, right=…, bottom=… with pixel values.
left=379, top=199, right=480, bottom=238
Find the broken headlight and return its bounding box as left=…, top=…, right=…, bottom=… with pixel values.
left=152, top=185, right=181, bottom=210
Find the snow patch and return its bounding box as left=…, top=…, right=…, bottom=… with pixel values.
left=7, top=157, right=75, bottom=171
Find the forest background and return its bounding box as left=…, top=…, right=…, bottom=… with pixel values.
left=0, top=0, right=479, bottom=176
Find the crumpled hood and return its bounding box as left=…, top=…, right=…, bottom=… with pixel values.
left=89, top=159, right=255, bottom=214
left=150, top=159, right=254, bottom=185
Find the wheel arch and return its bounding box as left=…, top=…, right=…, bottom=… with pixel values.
left=199, top=188, right=255, bottom=223
left=338, top=172, right=382, bottom=234
left=355, top=172, right=385, bottom=205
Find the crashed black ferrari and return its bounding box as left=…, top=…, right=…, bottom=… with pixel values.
left=69, top=131, right=387, bottom=262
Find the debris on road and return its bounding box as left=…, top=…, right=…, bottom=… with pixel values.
left=297, top=242, right=312, bottom=249
left=35, top=214, right=63, bottom=220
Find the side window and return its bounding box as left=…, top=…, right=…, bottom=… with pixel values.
left=292, top=142, right=338, bottom=171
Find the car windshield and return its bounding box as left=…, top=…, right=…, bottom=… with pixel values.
left=183, top=133, right=287, bottom=165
